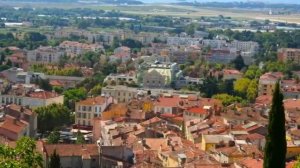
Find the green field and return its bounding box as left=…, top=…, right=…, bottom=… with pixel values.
left=3, top=2, right=300, bottom=24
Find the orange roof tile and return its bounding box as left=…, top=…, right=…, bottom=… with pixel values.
left=0, top=115, right=27, bottom=136
left=186, top=107, right=207, bottom=114
left=155, top=95, right=181, bottom=107
left=49, top=80, right=64, bottom=87
left=140, top=117, right=162, bottom=126
left=144, top=138, right=168, bottom=151
left=223, top=69, right=242, bottom=75
left=284, top=99, right=300, bottom=111
left=44, top=144, right=98, bottom=157
left=78, top=96, right=106, bottom=105
left=29, top=91, right=60, bottom=99
left=237, top=157, right=263, bottom=168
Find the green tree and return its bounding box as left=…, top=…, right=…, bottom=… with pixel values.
left=77, top=20, right=90, bottom=29
left=294, top=156, right=300, bottom=168
left=185, top=24, right=195, bottom=36
left=90, top=84, right=102, bottom=96
left=24, top=32, right=46, bottom=42
left=234, top=78, right=251, bottom=97
left=246, top=79, right=258, bottom=102
left=200, top=76, right=219, bottom=98
left=76, top=130, right=85, bottom=144
left=49, top=149, right=61, bottom=168
left=231, top=55, right=246, bottom=71
left=244, top=65, right=262, bottom=79
left=121, top=38, right=142, bottom=49
left=53, top=86, right=64, bottom=94
left=35, top=78, right=52, bottom=91
left=212, top=93, right=242, bottom=106
left=63, top=87, right=87, bottom=110
left=112, top=36, right=120, bottom=49
left=47, top=129, right=60, bottom=144
left=263, top=82, right=286, bottom=168
left=0, top=137, right=43, bottom=168
left=35, top=104, right=72, bottom=134
left=218, top=79, right=234, bottom=95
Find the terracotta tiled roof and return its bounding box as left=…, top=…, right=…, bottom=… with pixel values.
left=255, top=95, right=272, bottom=105
left=49, top=80, right=64, bottom=87
left=259, top=72, right=283, bottom=81
left=286, top=161, right=296, bottom=168
left=237, top=157, right=263, bottom=168
left=237, top=133, right=265, bottom=141
left=155, top=95, right=181, bottom=107
left=78, top=96, right=106, bottom=105
left=284, top=99, right=300, bottom=111
left=44, top=144, right=98, bottom=157
left=223, top=69, right=241, bottom=75
left=143, top=138, right=169, bottom=151
left=186, top=107, right=207, bottom=114
left=140, top=117, right=162, bottom=126
left=0, top=115, right=27, bottom=136
left=29, top=91, right=60, bottom=99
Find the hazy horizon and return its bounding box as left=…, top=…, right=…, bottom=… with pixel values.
left=140, top=0, right=299, bottom=4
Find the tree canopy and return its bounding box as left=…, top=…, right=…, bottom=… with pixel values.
left=63, top=87, right=87, bottom=110
left=35, top=104, right=72, bottom=133
left=263, top=82, right=286, bottom=168
left=49, top=149, right=61, bottom=168
left=0, top=137, right=43, bottom=168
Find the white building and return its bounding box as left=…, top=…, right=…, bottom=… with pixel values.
left=143, top=63, right=180, bottom=88
left=104, top=73, right=137, bottom=85
left=59, top=41, right=104, bottom=57
left=0, top=85, right=64, bottom=108
left=167, top=37, right=202, bottom=46
left=27, top=46, right=65, bottom=64
left=75, top=96, right=114, bottom=126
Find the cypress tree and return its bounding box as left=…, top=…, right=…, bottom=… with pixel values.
left=263, top=82, right=286, bottom=168
left=49, top=149, right=61, bottom=168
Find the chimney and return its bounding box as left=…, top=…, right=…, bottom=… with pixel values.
left=20, top=106, right=24, bottom=120
left=13, top=118, right=17, bottom=124
left=252, top=152, right=256, bottom=159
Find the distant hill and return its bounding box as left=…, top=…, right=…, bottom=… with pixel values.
left=174, top=1, right=300, bottom=10
left=140, top=0, right=299, bottom=4
left=0, top=0, right=143, bottom=4
left=99, top=0, right=143, bottom=5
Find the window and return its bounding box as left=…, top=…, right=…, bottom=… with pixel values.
left=83, top=120, right=86, bottom=126
left=88, top=113, right=90, bottom=119
left=83, top=106, right=86, bottom=111
left=78, top=106, right=81, bottom=111
left=83, top=113, right=86, bottom=119
left=94, top=114, right=98, bottom=117
left=88, top=106, right=92, bottom=111
left=77, top=112, right=81, bottom=118
left=88, top=121, right=91, bottom=126
left=2, top=97, right=4, bottom=103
